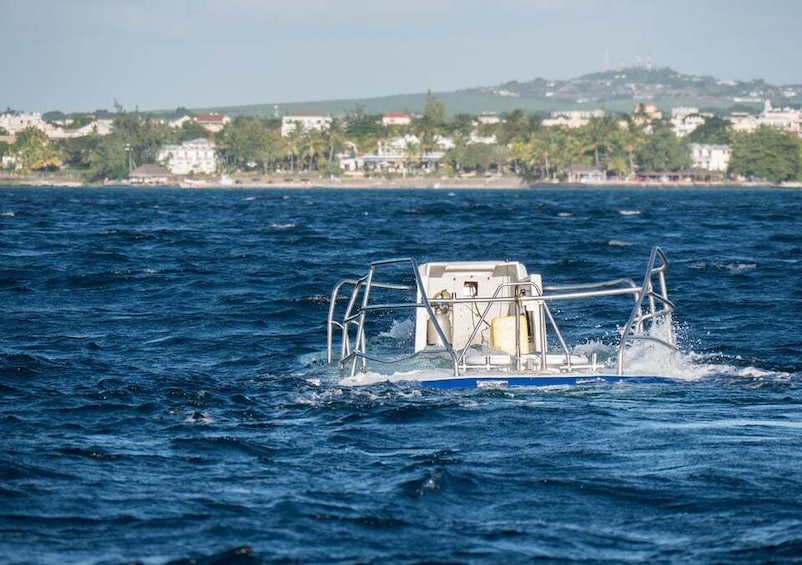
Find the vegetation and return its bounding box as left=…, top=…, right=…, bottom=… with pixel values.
left=3, top=94, right=802, bottom=185
left=729, top=127, right=802, bottom=183
left=9, top=128, right=62, bottom=172
left=177, top=66, right=798, bottom=119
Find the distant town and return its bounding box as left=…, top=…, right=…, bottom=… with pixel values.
left=2, top=67, right=801, bottom=187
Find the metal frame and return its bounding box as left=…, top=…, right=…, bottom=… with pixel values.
left=327, top=247, right=675, bottom=379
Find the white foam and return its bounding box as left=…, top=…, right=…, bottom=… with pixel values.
left=379, top=319, right=414, bottom=340
left=270, top=223, right=297, bottom=230
left=619, top=209, right=642, bottom=216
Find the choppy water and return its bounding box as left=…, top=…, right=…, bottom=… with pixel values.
left=2, top=186, right=802, bottom=564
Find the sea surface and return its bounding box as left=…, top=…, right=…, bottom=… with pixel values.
left=1, top=185, right=801, bottom=564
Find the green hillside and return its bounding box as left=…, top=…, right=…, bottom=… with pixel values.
left=181, top=66, right=799, bottom=118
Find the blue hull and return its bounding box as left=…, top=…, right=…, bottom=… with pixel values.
left=416, top=374, right=678, bottom=389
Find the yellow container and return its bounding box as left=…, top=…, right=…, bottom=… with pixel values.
left=490, top=316, right=530, bottom=355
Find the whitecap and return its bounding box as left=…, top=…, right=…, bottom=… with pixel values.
left=1, top=211, right=15, bottom=217
left=608, top=240, right=632, bottom=247
left=619, top=209, right=642, bottom=216
left=184, top=411, right=215, bottom=425
left=726, top=263, right=757, bottom=274
left=270, top=222, right=298, bottom=230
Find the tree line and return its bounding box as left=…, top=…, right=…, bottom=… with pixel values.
left=1, top=95, right=801, bottom=184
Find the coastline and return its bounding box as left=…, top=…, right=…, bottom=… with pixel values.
left=1, top=172, right=799, bottom=190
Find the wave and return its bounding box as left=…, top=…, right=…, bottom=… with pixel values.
left=688, top=261, right=758, bottom=274
left=269, top=222, right=298, bottom=230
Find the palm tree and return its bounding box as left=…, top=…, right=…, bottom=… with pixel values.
left=284, top=127, right=302, bottom=172
left=402, top=138, right=422, bottom=177
left=301, top=130, right=327, bottom=171
left=612, top=125, right=647, bottom=179
left=583, top=116, right=619, bottom=166
left=325, top=118, right=347, bottom=165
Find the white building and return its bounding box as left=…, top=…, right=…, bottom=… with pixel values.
left=193, top=113, right=230, bottom=133
left=689, top=143, right=731, bottom=173
left=758, top=100, right=802, bottom=135
left=0, top=112, right=48, bottom=134
left=382, top=112, right=411, bottom=127
left=157, top=138, right=219, bottom=175
left=729, top=112, right=759, bottom=133
left=541, top=110, right=606, bottom=129
left=357, top=134, right=447, bottom=173
left=476, top=113, right=502, bottom=126
left=672, top=114, right=707, bottom=137
left=281, top=113, right=332, bottom=137
left=468, top=132, right=497, bottom=145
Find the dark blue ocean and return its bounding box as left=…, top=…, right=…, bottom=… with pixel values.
left=2, top=186, right=802, bottom=564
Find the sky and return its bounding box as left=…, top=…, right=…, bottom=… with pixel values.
left=3, top=0, right=802, bottom=113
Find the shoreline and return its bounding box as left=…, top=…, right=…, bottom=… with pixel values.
left=1, top=173, right=799, bottom=190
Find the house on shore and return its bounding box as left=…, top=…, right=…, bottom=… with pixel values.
left=128, top=164, right=172, bottom=185
left=157, top=138, right=219, bottom=175
left=689, top=143, right=731, bottom=172
left=566, top=165, right=606, bottom=184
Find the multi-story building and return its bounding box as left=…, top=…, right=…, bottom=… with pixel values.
left=757, top=100, right=802, bottom=135
left=0, top=112, right=48, bottom=134
left=689, top=143, right=731, bottom=172
left=157, top=138, right=218, bottom=175
left=281, top=113, right=332, bottom=137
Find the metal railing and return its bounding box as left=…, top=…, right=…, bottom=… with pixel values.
left=327, top=248, right=676, bottom=378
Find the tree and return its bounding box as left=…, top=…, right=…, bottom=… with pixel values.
left=299, top=129, right=327, bottom=171
left=345, top=105, right=383, bottom=150
left=610, top=124, right=647, bottom=178
left=497, top=109, right=536, bottom=145
left=11, top=127, right=63, bottom=171
left=421, top=91, right=447, bottom=129
left=510, top=128, right=566, bottom=181
left=325, top=117, right=347, bottom=167
left=635, top=124, right=691, bottom=172
left=445, top=113, right=474, bottom=137
left=581, top=116, right=620, bottom=166
left=215, top=116, right=270, bottom=171
left=729, top=126, right=801, bottom=183
left=283, top=127, right=302, bottom=172
left=402, top=138, right=421, bottom=177
left=412, top=92, right=447, bottom=144
left=178, top=120, right=212, bottom=142
left=686, top=116, right=732, bottom=145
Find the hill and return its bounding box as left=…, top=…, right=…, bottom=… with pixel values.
left=182, top=66, right=802, bottom=118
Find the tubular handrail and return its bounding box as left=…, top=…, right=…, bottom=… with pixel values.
left=327, top=258, right=460, bottom=376
left=615, top=246, right=676, bottom=375
left=328, top=248, right=676, bottom=379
